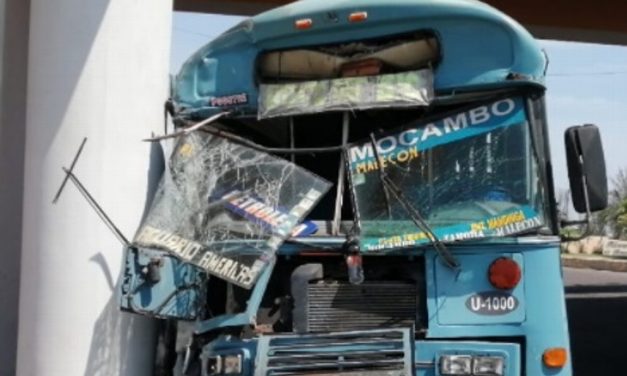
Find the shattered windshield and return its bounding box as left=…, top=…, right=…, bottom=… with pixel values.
left=134, top=132, right=330, bottom=288
left=348, top=97, right=546, bottom=252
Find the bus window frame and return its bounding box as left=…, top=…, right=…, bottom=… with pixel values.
left=344, top=91, right=556, bottom=245
left=526, top=94, right=559, bottom=235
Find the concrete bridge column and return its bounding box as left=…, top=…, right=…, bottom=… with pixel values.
left=0, top=0, right=29, bottom=374
left=16, top=0, right=172, bottom=375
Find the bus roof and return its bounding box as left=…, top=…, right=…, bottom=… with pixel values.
left=173, top=0, right=546, bottom=119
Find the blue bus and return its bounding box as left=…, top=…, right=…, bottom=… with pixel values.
left=120, top=1, right=609, bottom=375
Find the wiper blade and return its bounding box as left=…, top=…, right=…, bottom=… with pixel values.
left=368, top=134, right=459, bottom=269
left=380, top=174, right=459, bottom=268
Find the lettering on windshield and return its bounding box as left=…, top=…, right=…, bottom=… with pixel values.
left=348, top=96, right=547, bottom=252
left=348, top=98, right=521, bottom=173
left=135, top=225, right=263, bottom=287
left=221, top=188, right=321, bottom=237
left=362, top=205, right=542, bottom=251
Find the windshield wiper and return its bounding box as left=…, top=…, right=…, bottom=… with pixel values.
left=368, top=134, right=459, bottom=269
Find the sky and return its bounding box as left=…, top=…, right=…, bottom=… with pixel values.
left=171, top=12, right=627, bottom=196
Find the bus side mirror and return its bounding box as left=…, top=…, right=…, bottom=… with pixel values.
left=564, top=124, right=608, bottom=213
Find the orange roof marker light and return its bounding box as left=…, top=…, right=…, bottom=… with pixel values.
left=294, top=18, right=313, bottom=30
left=348, top=11, right=368, bottom=23
left=543, top=348, right=568, bottom=368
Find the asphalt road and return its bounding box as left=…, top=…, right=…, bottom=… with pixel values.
left=564, top=267, right=627, bottom=375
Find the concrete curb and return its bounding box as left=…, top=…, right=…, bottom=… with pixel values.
left=562, top=254, right=627, bottom=272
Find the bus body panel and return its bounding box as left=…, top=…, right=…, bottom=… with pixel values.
left=173, top=0, right=546, bottom=118
left=425, top=244, right=572, bottom=375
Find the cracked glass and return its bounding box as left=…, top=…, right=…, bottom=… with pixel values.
left=133, top=132, right=331, bottom=288
left=348, top=97, right=546, bottom=252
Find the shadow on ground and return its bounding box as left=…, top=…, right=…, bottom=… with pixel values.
left=567, top=286, right=627, bottom=375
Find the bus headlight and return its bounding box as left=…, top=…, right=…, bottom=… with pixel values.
left=207, top=355, right=222, bottom=375
left=439, top=355, right=504, bottom=376
left=206, top=354, right=243, bottom=375
left=223, top=354, right=242, bottom=374
left=440, top=355, right=472, bottom=375
left=473, top=356, right=504, bottom=376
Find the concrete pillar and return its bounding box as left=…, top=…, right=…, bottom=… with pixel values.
left=16, top=0, right=173, bottom=375
left=0, top=0, right=30, bottom=374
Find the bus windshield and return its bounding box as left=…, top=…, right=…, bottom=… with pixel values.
left=348, top=96, right=547, bottom=251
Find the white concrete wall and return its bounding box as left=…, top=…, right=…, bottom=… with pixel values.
left=0, top=0, right=30, bottom=374
left=17, top=0, right=173, bottom=375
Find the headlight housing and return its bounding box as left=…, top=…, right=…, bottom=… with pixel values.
left=439, top=354, right=504, bottom=376
left=223, top=354, right=242, bottom=374
left=440, top=355, right=472, bottom=375
left=206, top=355, right=222, bottom=375
left=206, top=353, right=243, bottom=375
left=473, top=356, right=504, bottom=376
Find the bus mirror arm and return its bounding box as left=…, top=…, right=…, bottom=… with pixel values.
left=560, top=218, right=591, bottom=242
left=560, top=168, right=593, bottom=242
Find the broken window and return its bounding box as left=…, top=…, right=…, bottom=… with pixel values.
left=257, top=33, right=438, bottom=119
left=133, top=132, right=331, bottom=288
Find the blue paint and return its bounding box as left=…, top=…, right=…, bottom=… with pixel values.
left=172, top=0, right=546, bottom=119
left=432, top=253, right=526, bottom=325
left=119, top=247, right=207, bottom=320
left=425, top=243, right=573, bottom=375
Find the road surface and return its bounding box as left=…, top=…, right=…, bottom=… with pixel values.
left=564, top=267, right=627, bottom=375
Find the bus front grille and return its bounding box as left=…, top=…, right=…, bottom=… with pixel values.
left=256, top=328, right=413, bottom=376
left=306, top=281, right=417, bottom=333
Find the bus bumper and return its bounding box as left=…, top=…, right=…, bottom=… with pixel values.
left=198, top=327, right=570, bottom=376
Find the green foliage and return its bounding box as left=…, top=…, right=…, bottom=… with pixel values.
left=616, top=199, right=627, bottom=233
left=592, top=168, right=627, bottom=239
left=560, top=226, right=583, bottom=238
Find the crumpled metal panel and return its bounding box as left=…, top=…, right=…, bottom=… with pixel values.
left=119, top=247, right=207, bottom=320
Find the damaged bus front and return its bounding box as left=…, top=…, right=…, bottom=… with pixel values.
left=119, top=1, right=609, bottom=375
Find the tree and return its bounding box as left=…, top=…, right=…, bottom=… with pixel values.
left=556, top=188, right=571, bottom=222
left=592, top=168, right=627, bottom=238
left=615, top=199, right=627, bottom=238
